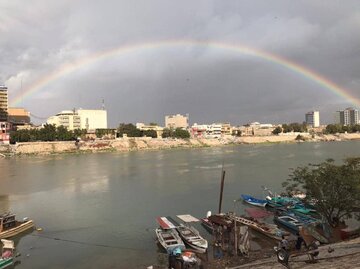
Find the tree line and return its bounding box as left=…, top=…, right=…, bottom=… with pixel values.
left=117, top=123, right=190, bottom=139
left=10, top=124, right=87, bottom=144
left=272, top=123, right=360, bottom=135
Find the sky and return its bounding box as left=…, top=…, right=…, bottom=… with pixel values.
left=1, top=0, right=360, bottom=127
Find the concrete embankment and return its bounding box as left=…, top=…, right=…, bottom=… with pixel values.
left=227, top=236, right=360, bottom=269
left=2, top=133, right=360, bottom=156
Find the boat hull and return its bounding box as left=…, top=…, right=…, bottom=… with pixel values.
left=155, top=228, right=185, bottom=254
left=0, top=258, right=13, bottom=269
left=0, top=220, right=34, bottom=239
left=241, top=195, right=267, bottom=207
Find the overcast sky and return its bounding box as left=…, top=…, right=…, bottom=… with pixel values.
left=1, top=0, right=360, bottom=127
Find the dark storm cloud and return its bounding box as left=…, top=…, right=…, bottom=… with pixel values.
left=1, top=0, right=360, bottom=126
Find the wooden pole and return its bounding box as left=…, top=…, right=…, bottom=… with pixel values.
left=218, top=170, right=226, bottom=214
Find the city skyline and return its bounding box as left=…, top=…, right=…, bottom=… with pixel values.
left=1, top=1, right=360, bottom=126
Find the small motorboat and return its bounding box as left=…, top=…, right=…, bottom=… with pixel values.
left=241, top=194, right=267, bottom=207
left=155, top=217, right=185, bottom=254
left=0, top=212, right=34, bottom=239
left=0, top=239, right=15, bottom=269
left=176, top=224, right=208, bottom=253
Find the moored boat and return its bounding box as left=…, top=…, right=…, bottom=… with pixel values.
left=176, top=224, right=208, bottom=253
left=0, top=213, right=34, bottom=239
left=241, top=194, right=267, bottom=207
left=155, top=217, right=185, bottom=254
left=200, top=218, right=214, bottom=234
left=274, top=212, right=318, bottom=234
left=0, top=239, right=14, bottom=269
left=227, top=213, right=288, bottom=241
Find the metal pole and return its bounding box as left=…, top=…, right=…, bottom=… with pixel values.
left=218, top=170, right=226, bottom=214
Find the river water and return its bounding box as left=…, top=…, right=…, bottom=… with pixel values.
left=0, top=141, right=359, bottom=268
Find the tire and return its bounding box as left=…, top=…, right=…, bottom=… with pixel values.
left=308, top=242, right=319, bottom=257
left=277, top=249, right=289, bottom=265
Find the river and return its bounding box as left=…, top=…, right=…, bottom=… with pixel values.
left=0, top=141, right=359, bottom=268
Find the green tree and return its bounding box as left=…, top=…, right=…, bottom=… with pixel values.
left=38, top=124, right=57, bottom=141
left=282, top=124, right=292, bottom=133
left=142, top=130, right=157, bottom=138
left=282, top=158, right=360, bottom=227
left=174, top=128, right=190, bottom=139
left=117, top=123, right=142, bottom=137
left=272, top=126, right=282, bottom=135
left=161, top=128, right=173, bottom=138
left=56, top=126, right=74, bottom=141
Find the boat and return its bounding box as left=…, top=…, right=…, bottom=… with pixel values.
left=200, top=218, right=214, bottom=234
left=227, top=213, right=288, bottom=241
left=155, top=217, right=185, bottom=254
left=176, top=224, right=208, bottom=253
left=241, top=194, right=267, bottom=207
left=274, top=213, right=318, bottom=234
left=0, top=239, right=15, bottom=269
left=0, top=212, right=34, bottom=239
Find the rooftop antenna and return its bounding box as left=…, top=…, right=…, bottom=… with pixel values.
left=101, top=98, right=105, bottom=110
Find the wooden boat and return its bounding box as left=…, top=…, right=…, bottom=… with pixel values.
left=155, top=217, right=185, bottom=254
left=274, top=213, right=318, bottom=234
left=176, top=224, right=208, bottom=253
left=0, top=213, right=34, bottom=239
left=241, top=194, right=267, bottom=207
left=227, top=213, right=288, bottom=241
left=0, top=239, right=14, bottom=269
left=200, top=218, right=214, bottom=234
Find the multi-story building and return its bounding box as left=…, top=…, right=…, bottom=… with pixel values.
left=0, top=85, right=8, bottom=121
left=305, top=111, right=320, bottom=127
left=165, top=114, right=188, bottom=129
left=8, top=107, right=31, bottom=127
left=47, top=109, right=107, bottom=131
left=47, top=110, right=81, bottom=130
left=335, top=108, right=359, bottom=125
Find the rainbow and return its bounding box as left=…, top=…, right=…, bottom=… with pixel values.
left=10, top=39, right=360, bottom=107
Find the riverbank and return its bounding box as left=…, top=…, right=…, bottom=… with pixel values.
left=1, top=133, right=360, bottom=156
left=223, top=236, right=360, bottom=269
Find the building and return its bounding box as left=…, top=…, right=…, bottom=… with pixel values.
left=165, top=114, right=188, bottom=129
left=77, top=109, right=107, bottom=130
left=8, top=107, right=31, bottom=127
left=0, top=85, right=8, bottom=121
left=47, top=110, right=81, bottom=130
left=0, top=121, right=11, bottom=144
left=47, top=109, right=107, bottom=131
left=136, top=123, right=164, bottom=137
left=335, top=108, right=359, bottom=125
left=305, top=111, right=320, bottom=127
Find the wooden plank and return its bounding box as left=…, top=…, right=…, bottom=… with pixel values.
left=176, top=214, right=199, bottom=223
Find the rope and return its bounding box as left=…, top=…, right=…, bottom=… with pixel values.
left=30, top=234, right=154, bottom=252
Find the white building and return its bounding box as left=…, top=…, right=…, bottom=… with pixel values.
left=77, top=109, right=107, bottom=130
left=47, top=109, right=107, bottom=131
left=305, top=111, right=320, bottom=127
left=335, top=108, right=359, bottom=125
